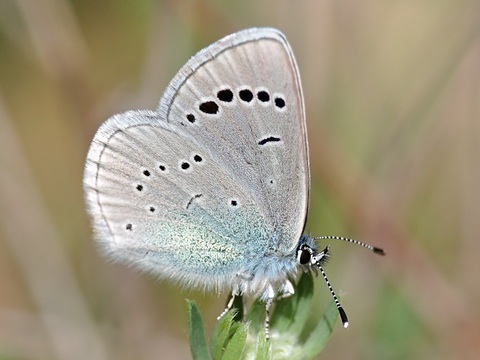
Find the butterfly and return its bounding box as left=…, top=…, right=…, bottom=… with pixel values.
left=83, top=27, right=384, bottom=338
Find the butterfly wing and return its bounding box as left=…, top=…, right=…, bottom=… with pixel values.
left=83, top=28, right=309, bottom=292
left=159, top=28, right=309, bottom=253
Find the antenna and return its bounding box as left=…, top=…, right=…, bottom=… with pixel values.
left=318, top=265, right=349, bottom=328
left=316, top=235, right=385, bottom=255
left=313, top=235, right=385, bottom=327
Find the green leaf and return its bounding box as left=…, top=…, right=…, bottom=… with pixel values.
left=299, top=298, right=339, bottom=357
left=187, top=300, right=211, bottom=360
left=188, top=273, right=339, bottom=360
left=246, top=298, right=266, bottom=334
left=222, top=322, right=248, bottom=360
left=271, top=272, right=314, bottom=335
left=285, top=272, right=314, bottom=335
left=254, top=330, right=270, bottom=360
left=210, top=308, right=236, bottom=360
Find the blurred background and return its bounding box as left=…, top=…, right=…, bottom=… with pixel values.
left=1, top=0, right=479, bottom=359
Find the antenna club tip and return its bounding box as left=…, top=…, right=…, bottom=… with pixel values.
left=339, top=307, right=349, bottom=328
left=373, top=247, right=386, bottom=256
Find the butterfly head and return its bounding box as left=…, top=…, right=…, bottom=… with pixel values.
left=295, top=235, right=330, bottom=272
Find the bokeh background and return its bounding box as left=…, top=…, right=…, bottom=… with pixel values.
left=1, top=1, right=479, bottom=359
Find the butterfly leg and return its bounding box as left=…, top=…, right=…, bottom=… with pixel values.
left=264, top=280, right=294, bottom=339
left=277, top=279, right=295, bottom=300
left=217, top=290, right=237, bottom=320
left=264, top=285, right=275, bottom=339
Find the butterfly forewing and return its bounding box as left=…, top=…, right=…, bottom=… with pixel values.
left=159, top=28, right=309, bottom=253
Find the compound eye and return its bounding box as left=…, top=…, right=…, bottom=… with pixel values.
left=299, top=248, right=311, bottom=265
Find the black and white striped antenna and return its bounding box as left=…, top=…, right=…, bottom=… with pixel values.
left=315, top=236, right=385, bottom=328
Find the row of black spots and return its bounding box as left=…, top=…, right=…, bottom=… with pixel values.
left=180, top=153, right=204, bottom=172
left=134, top=168, right=154, bottom=193
left=128, top=200, right=238, bottom=233
left=185, top=99, right=220, bottom=123
left=188, top=196, right=239, bottom=209
left=133, top=166, right=157, bottom=195
left=184, top=88, right=286, bottom=123
left=143, top=154, right=203, bottom=176
left=135, top=155, right=202, bottom=198
left=141, top=165, right=168, bottom=176
left=239, top=88, right=286, bottom=110
left=126, top=167, right=161, bottom=231
left=132, top=167, right=148, bottom=224
left=125, top=204, right=155, bottom=232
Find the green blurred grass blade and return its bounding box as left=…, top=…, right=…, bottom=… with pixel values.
left=246, top=298, right=266, bottom=334
left=298, top=298, right=339, bottom=358
left=287, top=272, right=314, bottom=335
left=269, top=292, right=296, bottom=333
left=187, top=300, right=211, bottom=360
left=210, top=308, right=236, bottom=360
left=222, top=322, right=248, bottom=360
left=254, top=331, right=270, bottom=360
left=271, top=272, right=314, bottom=334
